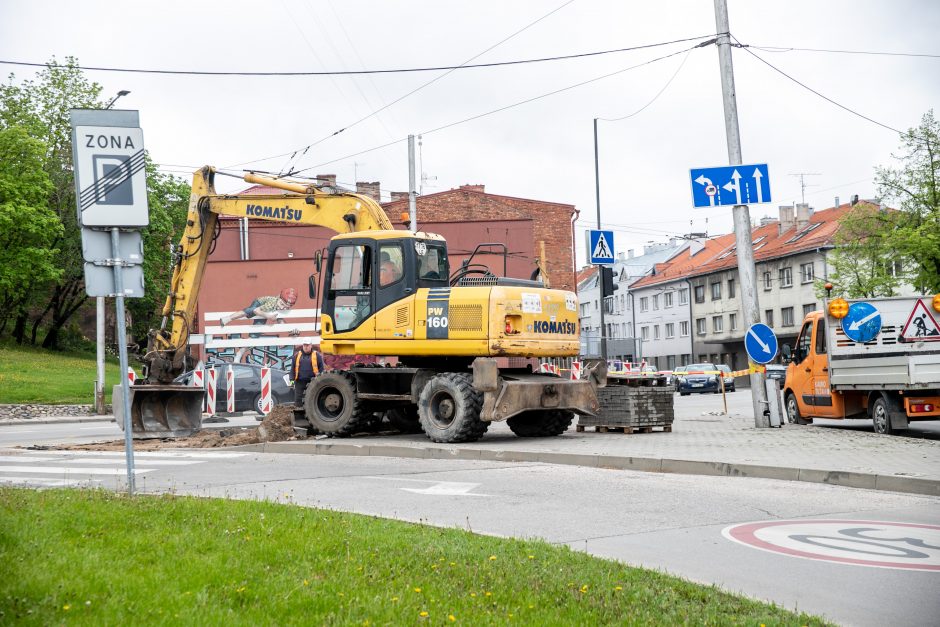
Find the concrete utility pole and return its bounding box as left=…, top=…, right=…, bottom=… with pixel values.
left=593, top=118, right=608, bottom=362
left=714, top=0, right=769, bottom=427
left=408, top=135, right=417, bottom=232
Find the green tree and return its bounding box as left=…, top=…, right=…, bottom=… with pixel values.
left=0, top=126, right=63, bottom=333
left=875, top=110, right=940, bottom=293
left=824, top=201, right=905, bottom=298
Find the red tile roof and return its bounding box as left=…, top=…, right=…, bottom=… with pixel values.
left=629, top=202, right=871, bottom=289
left=576, top=266, right=598, bottom=285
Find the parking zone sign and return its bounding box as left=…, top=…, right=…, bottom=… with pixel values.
left=73, top=125, right=149, bottom=227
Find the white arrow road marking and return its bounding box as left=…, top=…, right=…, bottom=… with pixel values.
left=752, top=168, right=764, bottom=203
left=722, top=169, right=743, bottom=205
left=748, top=327, right=772, bottom=354
left=365, top=476, right=491, bottom=496
left=848, top=310, right=880, bottom=331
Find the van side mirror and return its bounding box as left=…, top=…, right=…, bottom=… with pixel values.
left=308, top=275, right=317, bottom=300
left=781, top=344, right=792, bottom=363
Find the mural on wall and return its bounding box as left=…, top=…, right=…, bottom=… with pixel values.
left=219, top=287, right=298, bottom=327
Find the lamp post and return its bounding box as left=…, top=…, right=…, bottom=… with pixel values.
left=105, top=89, right=130, bottom=109
left=94, top=89, right=131, bottom=414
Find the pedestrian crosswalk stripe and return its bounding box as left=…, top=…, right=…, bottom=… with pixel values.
left=0, top=465, right=154, bottom=476
left=0, top=455, right=201, bottom=466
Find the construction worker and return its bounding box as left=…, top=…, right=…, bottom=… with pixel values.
left=291, top=337, right=325, bottom=406
left=220, top=287, right=297, bottom=326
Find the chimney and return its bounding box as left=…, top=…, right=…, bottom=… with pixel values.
left=356, top=181, right=381, bottom=202
left=315, top=173, right=337, bottom=188
left=759, top=216, right=775, bottom=227
left=778, top=205, right=795, bottom=234
left=834, top=196, right=840, bottom=209
left=390, top=191, right=409, bottom=202
left=627, top=249, right=634, bottom=259
left=669, top=237, right=676, bottom=247
left=617, top=252, right=626, bottom=261
left=459, top=184, right=485, bottom=193
left=796, top=203, right=811, bottom=229
left=851, top=194, right=859, bottom=206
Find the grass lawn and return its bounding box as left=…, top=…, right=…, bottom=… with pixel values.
left=0, top=488, right=828, bottom=625
left=0, top=342, right=127, bottom=405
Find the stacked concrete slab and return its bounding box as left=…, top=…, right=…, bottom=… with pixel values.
left=578, top=381, right=675, bottom=431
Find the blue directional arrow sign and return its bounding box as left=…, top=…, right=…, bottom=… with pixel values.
left=841, top=301, right=882, bottom=343
left=745, top=322, right=778, bottom=364
left=587, top=229, right=615, bottom=265
left=690, top=163, right=772, bottom=208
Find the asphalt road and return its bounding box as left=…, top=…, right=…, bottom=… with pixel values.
left=2, top=418, right=938, bottom=626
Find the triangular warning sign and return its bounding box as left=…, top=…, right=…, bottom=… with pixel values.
left=900, top=299, right=940, bottom=342
left=592, top=232, right=613, bottom=260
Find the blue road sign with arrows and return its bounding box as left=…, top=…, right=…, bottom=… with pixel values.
left=745, top=322, right=778, bottom=364
left=841, top=301, right=882, bottom=343
left=587, top=229, right=615, bottom=265
left=690, top=163, right=772, bottom=208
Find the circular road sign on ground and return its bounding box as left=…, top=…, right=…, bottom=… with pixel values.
left=723, top=519, right=940, bottom=571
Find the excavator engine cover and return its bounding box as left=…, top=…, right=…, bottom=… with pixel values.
left=113, top=384, right=204, bottom=438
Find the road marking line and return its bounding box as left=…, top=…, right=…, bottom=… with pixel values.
left=0, top=455, right=201, bottom=466
left=0, top=466, right=154, bottom=476
left=0, top=477, right=101, bottom=487
left=16, top=450, right=248, bottom=459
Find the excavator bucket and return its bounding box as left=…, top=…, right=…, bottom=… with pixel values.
left=113, top=384, right=204, bottom=439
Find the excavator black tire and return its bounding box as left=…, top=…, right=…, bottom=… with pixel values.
left=506, top=409, right=574, bottom=437
left=304, top=371, right=371, bottom=437
left=418, top=373, right=488, bottom=443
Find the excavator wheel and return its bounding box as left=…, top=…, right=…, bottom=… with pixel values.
left=418, top=373, right=488, bottom=443
left=304, top=371, right=370, bottom=437
left=506, top=410, right=574, bottom=437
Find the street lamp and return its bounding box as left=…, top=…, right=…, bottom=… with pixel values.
left=105, top=89, right=131, bottom=109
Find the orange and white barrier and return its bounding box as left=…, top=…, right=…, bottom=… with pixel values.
left=570, top=361, right=582, bottom=380
left=205, top=367, right=217, bottom=415
left=259, top=367, right=272, bottom=415
left=127, top=367, right=136, bottom=385
left=226, top=365, right=235, bottom=414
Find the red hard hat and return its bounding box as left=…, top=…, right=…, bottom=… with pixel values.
left=280, top=287, right=297, bottom=305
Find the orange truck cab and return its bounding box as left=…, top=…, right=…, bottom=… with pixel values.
left=782, top=295, right=940, bottom=434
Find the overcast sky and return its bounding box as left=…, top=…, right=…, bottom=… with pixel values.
left=2, top=0, right=937, bottom=266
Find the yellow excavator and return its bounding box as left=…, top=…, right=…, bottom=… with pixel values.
left=122, top=166, right=604, bottom=443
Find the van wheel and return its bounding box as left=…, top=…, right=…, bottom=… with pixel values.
left=785, top=393, right=812, bottom=425
left=871, top=396, right=894, bottom=435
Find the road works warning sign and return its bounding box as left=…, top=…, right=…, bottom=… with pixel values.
left=900, top=299, right=940, bottom=342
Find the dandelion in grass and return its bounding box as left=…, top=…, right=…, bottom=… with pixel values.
left=448, top=615, right=456, bottom=622
left=488, top=555, right=496, bottom=561
left=419, top=611, right=429, bottom=617
left=470, top=593, right=477, bottom=598
left=63, top=605, right=70, bottom=611
left=414, top=587, right=422, bottom=593
left=484, top=591, right=492, bottom=597
left=579, top=585, right=588, bottom=593
left=391, top=597, right=399, bottom=602
left=614, top=586, right=622, bottom=591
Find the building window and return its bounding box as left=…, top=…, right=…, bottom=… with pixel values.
left=712, top=315, right=723, bottom=333
left=803, top=303, right=815, bottom=317
left=779, top=267, right=793, bottom=288
left=667, top=355, right=676, bottom=370
left=800, top=262, right=814, bottom=283
left=711, top=282, right=721, bottom=300
left=627, top=322, right=633, bottom=337
left=640, top=297, right=649, bottom=312
left=680, top=321, right=689, bottom=337
left=652, top=294, right=659, bottom=310
left=681, top=354, right=691, bottom=366
left=679, top=288, right=689, bottom=305
left=694, top=285, right=705, bottom=303
left=782, top=306, right=795, bottom=327
left=654, top=325, right=661, bottom=340
left=641, top=326, right=650, bottom=340
left=665, top=323, right=675, bottom=338
left=728, top=278, right=735, bottom=298
left=594, top=300, right=598, bottom=310
left=664, top=292, right=673, bottom=308
left=696, top=318, right=706, bottom=335
left=765, top=309, right=774, bottom=328
left=620, top=294, right=625, bottom=311
left=729, top=312, right=737, bottom=331
left=885, top=259, right=904, bottom=277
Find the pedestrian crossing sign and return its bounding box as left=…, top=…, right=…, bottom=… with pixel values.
left=587, top=229, right=615, bottom=265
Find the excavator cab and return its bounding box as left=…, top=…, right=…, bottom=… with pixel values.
left=320, top=232, right=449, bottom=334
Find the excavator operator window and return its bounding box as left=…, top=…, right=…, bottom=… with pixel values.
left=416, top=241, right=448, bottom=285
left=330, top=244, right=372, bottom=332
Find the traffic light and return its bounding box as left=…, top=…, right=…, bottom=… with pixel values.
left=600, top=266, right=618, bottom=297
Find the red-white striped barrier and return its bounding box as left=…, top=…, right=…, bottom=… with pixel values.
left=570, top=361, right=582, bottom=380
left=226, top=365, right=235, bottom=414
left=259, top=367, right=272, bottom=415
left=205, top=367, right=217, bottom=415
left=127, top=367, right=136, bottom=385
left=192, top=367, right=205, bottom=411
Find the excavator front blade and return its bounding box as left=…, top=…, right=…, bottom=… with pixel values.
left=113, top=384, right=204, bottom=439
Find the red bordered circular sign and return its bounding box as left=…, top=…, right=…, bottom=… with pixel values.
left=723, top=520, right=940, bottom=571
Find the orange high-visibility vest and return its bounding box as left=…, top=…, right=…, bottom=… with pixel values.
left=292, top=350, right=320, bottom=380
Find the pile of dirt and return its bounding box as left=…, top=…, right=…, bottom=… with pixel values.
left=38, top=404, right=300, bottom=452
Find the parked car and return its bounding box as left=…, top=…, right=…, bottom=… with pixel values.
left=174, top=362, right=294, bottom=416
left=676, top=363, right=721, bottom=395
left=671, top=366, right=689, bottom=390
left=716, top=364, right=735, bottom=392
left=764, top=364, right=787, bottom=383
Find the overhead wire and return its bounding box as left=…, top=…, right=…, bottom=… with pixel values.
left=742, top=44, right=940, bottom=59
